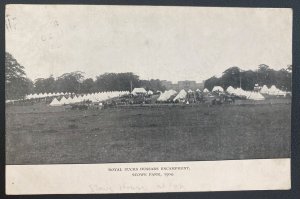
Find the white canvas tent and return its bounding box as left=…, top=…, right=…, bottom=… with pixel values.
left=59, top=96, right=68, bottom=105
left=212, top=86, right=224, bottom=92
left=71, top=95, right=79, bottom=103
left=234, top=88, right=247, bottom=97
left=226, top=86, right=235, bottom=94
left=173, top=89, right=187, bottom=102
left=131, top=88, right=147, bottom=95
left=203, top=88, right=210, bottom=93
left=268, top=85, right=286, bottom=96
left=260, top=85, right=269, bottom=94
left=157, top=90, right=177, bottom=101
left=247, top=92, right=265, bottom=100
left=147, top=90, right=154, bottom=95
left=65, top=97, right=73, bottom=104
left=49, top=98, right=61, bottom=106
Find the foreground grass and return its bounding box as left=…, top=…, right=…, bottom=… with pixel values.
left=6, top=102, right=291, bottom=164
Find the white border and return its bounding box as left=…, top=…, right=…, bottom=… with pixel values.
left=6, top=158, right=290, bottom=195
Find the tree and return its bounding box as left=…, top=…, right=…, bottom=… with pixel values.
left=242, top=70, right=256, bottom=90
left=140, top=79, right=166, bottom=91
left=80, top=78, right=95, bottom=93
left=221, top=66, right=241, bottom=89
left=5, top=52, right=33, bottom=99
left=257, top=64, right=272, bottom=86
left=204, top=76, right=220, bottom=91
left=55, top=71, right=85, bottom=93
left=34, top=76, right=56, bottom=93
left=204, top=64, right=292, bottom=92
left=95, top=72, right=140, bottom=91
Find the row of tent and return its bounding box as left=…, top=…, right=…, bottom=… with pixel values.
left=156, top=84, right=287, bottom=102
left=226, top=86, right=265, bottom=100
left=28, top=89, right=154, bottom=100
left=156, top=88, right=203, bottom=102
left=28, top=87, right=205, bottom=101
left=225, top=85, right=288, bottom=100
left=26, top=91, right=130, bottom=100
left=50, top=91, right=130, bottom=106
left=207, top=85, right=287, bottom=96
left=26, top=92, right=73, bottom=99
left=260, top=85, right=287, bottom=96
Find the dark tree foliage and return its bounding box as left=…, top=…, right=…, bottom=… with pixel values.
left=5, top=52, right=34, bottom=99
left=55, top=71, right=85, bottom=93
left=80, top=78, right=95, bottom=93
left=220, top=66, right=241, bottom=89
left=204, top=76, right=220, bottom=91
left=242, top=70, right=257, bottom=90
left=140, top=79, right=166, bottom=91
left=34, top=76, right=56, bottom=93
left=204, top=64, right=292, bottom=91
left=95, top=72, right=141, bottom=92
left=31, top=72, right=166, bottom=94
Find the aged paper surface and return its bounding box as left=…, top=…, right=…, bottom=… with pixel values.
left=5, top=5, right=292, bottom=194
left=6, top=159, right=290, bottom=194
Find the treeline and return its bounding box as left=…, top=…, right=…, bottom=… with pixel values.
left=5, top=52, right=166, bottom=99
left=33, top=72, right=166, bottom=94
left=204, top=65, right=292, bottom=91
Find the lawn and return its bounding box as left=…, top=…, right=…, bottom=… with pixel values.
left=6, top=101, right=291, bottom=164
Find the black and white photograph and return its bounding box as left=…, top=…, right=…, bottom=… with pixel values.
left=5, top=4, right=292, bottom=194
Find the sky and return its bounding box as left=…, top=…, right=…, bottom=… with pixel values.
left=6, top=5, right=292, bottom=83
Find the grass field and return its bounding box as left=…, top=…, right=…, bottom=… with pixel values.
left=6, top=100, right=291, bottom=164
